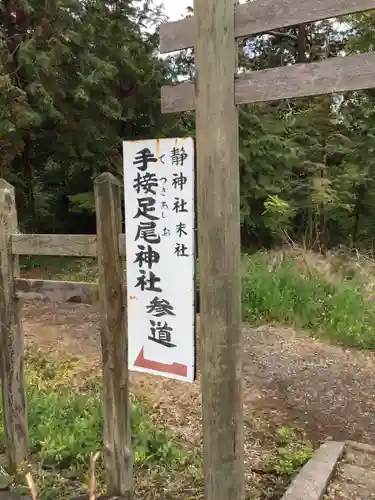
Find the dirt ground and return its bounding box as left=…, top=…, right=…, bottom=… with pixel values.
left=22, top=299, right=375, bottom=443
left=20, top=299, right=375, bottom=496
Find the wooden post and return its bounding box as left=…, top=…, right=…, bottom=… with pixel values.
left=94, top=173, right=132, bottom=498
left=195, top=1, right=244, bottom=499
left=0, top=179, right=28, bottom=472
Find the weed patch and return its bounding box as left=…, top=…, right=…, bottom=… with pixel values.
left=242, top=252, right=375, bottom=349
left=266, top=427, right=313, bottom=477
left=0, top=350, right=202, bottom=498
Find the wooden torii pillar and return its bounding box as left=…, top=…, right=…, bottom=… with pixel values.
left=162, top=2, right=243, bottom=499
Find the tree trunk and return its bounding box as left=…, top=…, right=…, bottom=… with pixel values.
left=352, top=184, right=366, bottom=246
left=22, top=135, right=36, bottom=232
left=297, top=24, right=308, bottom=63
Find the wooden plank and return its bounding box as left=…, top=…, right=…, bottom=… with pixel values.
left=161, top=82, right=195, bottom=114
left=235, top=52, right=375, bottom=104
left=11, top=234, right=98, bottom=257
left=195, top=1, right=244, bottom=499
left=94, top=172, right=132, bottom=497
left=160, top=0, right=375, bottom=53
left=14, top=278, right=98, bottom=304
left=11, top=233, right=126, bottom=257
left=162, top=52, right=375, bottom=112
left=0, top=180, right=28, bottom=472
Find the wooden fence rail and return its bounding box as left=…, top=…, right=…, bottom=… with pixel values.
left=0, top=174, right=131, bottom=498
left=162, top=52, right=375, bottom=113
left=14, top=278, right=99, bottom=304
left=159, top=0, right=375, bottom=53
left=11, top=233, right=127, bottom=257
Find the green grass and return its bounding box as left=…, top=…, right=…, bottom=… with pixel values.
left=266, top=426, right=313, bottom=476
left=0, top=350, right=202, bottom=499
left=242, top=252, right=375, bottom=349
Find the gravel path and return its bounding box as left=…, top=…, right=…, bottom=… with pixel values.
left=244, top=326, right=375, bottom=443
left=22, top=301, right=375, bottom=445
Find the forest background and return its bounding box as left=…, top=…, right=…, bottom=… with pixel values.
left=1, top=0, right=375, bottom=252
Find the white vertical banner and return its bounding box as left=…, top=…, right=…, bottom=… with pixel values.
left=123, top=138, right=196, bottom=382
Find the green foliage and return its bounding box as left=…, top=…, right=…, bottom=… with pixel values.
left=235, top=15, right=375, bottom=250
left=0, top=0, right=181, bottom=233
left=267, top=427, right=313, bottom=476
left=0, top=350, right=200, bottom=498
left=2, top=1, right=375, bottom=250
left=0, top=350, right=190, bottom=470
left=242, top=252, right=375, bottom=349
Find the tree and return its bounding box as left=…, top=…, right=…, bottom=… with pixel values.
left=0, top=0, right=179, bottom=233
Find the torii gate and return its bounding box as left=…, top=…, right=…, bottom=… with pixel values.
left=159, top=1, right=375, bottom=499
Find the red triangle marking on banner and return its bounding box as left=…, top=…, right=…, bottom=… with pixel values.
left=134, top=347, right=188, bottom=377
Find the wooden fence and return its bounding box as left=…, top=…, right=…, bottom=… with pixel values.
left=0, top=173, right=132, bottom=497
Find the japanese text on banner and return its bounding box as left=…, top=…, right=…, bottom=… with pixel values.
left=123, top=138, right=195, bottom=382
